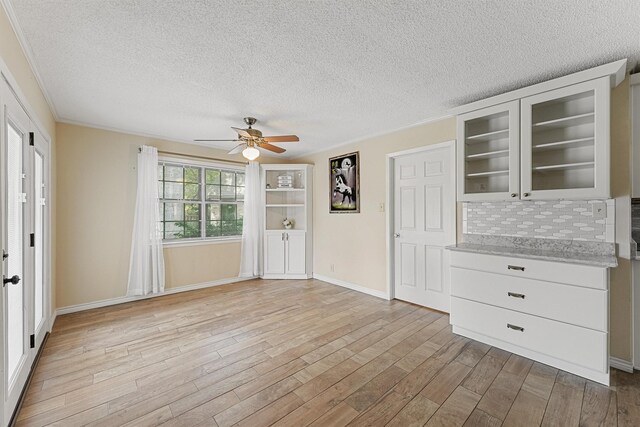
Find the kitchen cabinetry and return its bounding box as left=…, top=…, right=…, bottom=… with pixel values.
left=449, top=251, right=610, bottom=385
left=261, top=164, right=312, bottom=279
left=455, top=60, right=626, bottom=201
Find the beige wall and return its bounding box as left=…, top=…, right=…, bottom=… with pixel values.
left=296, top=117, right=457, bottom=293
left=295, top=76, right=634, bottom=362
left=0, top=4, right=57, bottom=309
left=55, top=123, right=281, bottom=308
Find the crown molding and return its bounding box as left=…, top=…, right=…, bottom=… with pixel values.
left=0, top=0, right=60, bottom=120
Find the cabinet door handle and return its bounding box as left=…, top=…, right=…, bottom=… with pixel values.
left=510, top=193, right=517, bottom=198
left=508, top=292, right=525, bottom=299
left=523, top=192, right=530, bottom=197
left=507, top=265, right=525, bottom=271
left=507, top=323, right=524, bottom=332
left=286, top=233, right=289, bottom=241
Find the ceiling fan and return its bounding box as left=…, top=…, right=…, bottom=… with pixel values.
left=195, top=117, right=299, bottom=160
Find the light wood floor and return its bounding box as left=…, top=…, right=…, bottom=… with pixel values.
left=15, top=279, right=640, bottom=426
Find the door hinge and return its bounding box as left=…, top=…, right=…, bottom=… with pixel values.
left=30, top=233, right=35, bottom=247
left=29, top=132, right=34, bottom=146
left=30, top=334, right=35, bottom=348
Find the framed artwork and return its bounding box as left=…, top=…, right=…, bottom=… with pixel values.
left=330, top=151, right=359, bottom=213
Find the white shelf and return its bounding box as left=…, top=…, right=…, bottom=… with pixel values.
left=532, top=137, right=594, bottom=151
left=466, top=170, right=509, bottom=178
left=465, top=149, right=510, bottom=160
left=532, top=161, right=594, bottom=172
left=532, top=112, right=594, bottom=129
left=266, top=188, right=305, bottom=192
left=466, top=129, right=509, bottom=141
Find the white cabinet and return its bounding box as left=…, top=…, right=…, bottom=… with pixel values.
left=449, top=251, right=610, bottom=385
left=455, top=60, right=626, bottom=201
left=457, top=101, right=520, bottom=201
left=264, top=231, right=306, bottom=276
left=261, top=164, right=313, bottom=279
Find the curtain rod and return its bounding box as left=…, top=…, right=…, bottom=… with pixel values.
left=138, top=147, right=248, bottom=165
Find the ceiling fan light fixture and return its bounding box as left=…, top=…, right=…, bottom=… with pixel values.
left=242, top=145, right=260, bottom=161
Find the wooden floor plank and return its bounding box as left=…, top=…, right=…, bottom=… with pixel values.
left=14, top=278, right=640, bottom=427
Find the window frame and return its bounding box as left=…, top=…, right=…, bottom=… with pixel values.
left=158, top=156, right=245, bottom=246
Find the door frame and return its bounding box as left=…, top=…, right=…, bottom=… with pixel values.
left=385, top=140, right=456, bottom=301
left=0, top=56, right=53, bottom=427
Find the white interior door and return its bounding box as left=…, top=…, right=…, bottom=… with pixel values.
left=393, top=142, right=456, bottom=312
left=2, top=84, right=32, bottom=422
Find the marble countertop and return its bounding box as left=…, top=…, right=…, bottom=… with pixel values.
left=446, top=235, right=618, bottom=268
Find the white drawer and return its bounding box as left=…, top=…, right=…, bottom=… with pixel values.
left=451, top=267, right=607, bottom=331
left=450, top=297, right=607, bottom=373
left=450, top=251, right=607, bottom=290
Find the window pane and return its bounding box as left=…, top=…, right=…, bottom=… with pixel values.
left=221, top=171, right=235, bottom=186
left=158, top=182, right=164, bottom=199
left=181, top=221, right=201, bottom=238
left=164, top=221, right=182, bottom=239
left=236, top=186, right=245, bottom=200
left=206, top=204, right=220, bottom=221
left=221, top=220, right=237, bottom=236
left=221, top=185, right=235, bottom=200
left=221, top=204, right=236, bottom=221
left=206, top=169, right=220, bottom=184
left=165, top=165, right=183, bottom=182
left=184, top=183, right=200, bottom=200
left=158, top=165, right=164, bottom=180
left=206, top=184, right=220, bottom=201
left=184, top=203, right=200, bottom=221
left=236, top=173, right=245, bottom=186
left=184, top=167, right=200, bottom=183
left=236, top=219, right=243, bottom=235
left=164, top=182, right=183, bottom=199
left=206, top=221, right=221, bottom=237
left=164, top=202, right=183, bottom=221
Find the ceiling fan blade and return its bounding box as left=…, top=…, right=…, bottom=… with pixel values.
left=231, top=127, right=252, bottom=138
left=194, top=139, right=240, bottom=142
left=259, top=142, right=286, bottom=154
left=262, top=135, right=299, bottom=143
left=228, top=143, right=247, bottom=155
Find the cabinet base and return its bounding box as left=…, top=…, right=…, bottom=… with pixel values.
left=452, top=325, right=610, bottom=386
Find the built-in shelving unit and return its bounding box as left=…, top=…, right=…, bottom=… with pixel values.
left=261, top=164, right=313, bottom=279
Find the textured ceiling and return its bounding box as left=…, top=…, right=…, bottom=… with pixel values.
left=7, top=0, right=640, bottom=157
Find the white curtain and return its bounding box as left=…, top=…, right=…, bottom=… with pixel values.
left=127, top=146, right=165, bottom=295
left=239, top=161, right=263, bottom=277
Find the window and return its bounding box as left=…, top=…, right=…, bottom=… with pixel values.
left=158, top=161, right=245, bottom=241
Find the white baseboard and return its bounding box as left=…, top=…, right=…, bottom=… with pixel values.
left=313, top=274, right=389, bottom=300
left=610, top=356, right=635, bottom=373
left=55, top=276, right=256, bottom=316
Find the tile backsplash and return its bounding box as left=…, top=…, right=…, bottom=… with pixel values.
left=463, top=200, right=615, bottom=242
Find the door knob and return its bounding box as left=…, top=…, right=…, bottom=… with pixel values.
left=394, top=233, right=400, bottom=238
left=3, top=275, right=20, bottom=286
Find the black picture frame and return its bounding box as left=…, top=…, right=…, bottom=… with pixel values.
left=329, top=151, right=360, bottom=213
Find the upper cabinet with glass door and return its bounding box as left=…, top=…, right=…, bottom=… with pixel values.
left=452, top=59, right=626, bottom=201
left=457, top=101, right=520, bottom=201
left=520, top=77, right=609, bottom=200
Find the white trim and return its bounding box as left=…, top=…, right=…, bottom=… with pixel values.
left=630, top=73, right=640, bottom=86
left=0, top=0, right=59, bottom=121
left=293, top=114, right=453, bottom=159
left=162, top=238, right=242, bottom=248
left=610, top=356, right=634, bottom=373
left=313, top=274, right=389, bottom=300
left=385, top=140, right=457, bottom=303
left=55, top=276, right=255, bottom=315
left=449, top=59, right=627, bottom=115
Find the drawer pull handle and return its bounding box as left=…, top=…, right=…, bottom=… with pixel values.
left=507, top=265, right=525, bottom=272
left=508, top=292, right=525, bottom=299
left=507, top=323, right=525, bottom=332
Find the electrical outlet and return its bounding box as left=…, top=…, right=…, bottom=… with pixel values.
left=330, top=263, right=335, bottom=272
left=591, top=201, right=606, bottom=219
